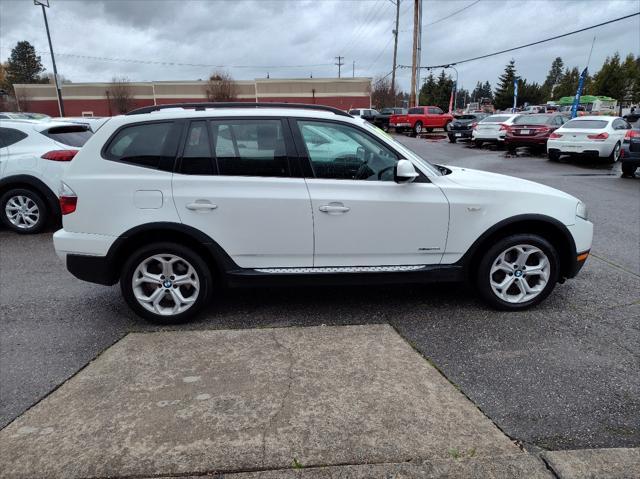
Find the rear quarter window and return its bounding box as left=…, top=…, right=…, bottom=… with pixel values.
left=103, top=121, right=180, bottom=169
left=0, top=127, right=28, bottom=148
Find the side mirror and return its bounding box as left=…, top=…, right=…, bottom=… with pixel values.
left=394, top=159, right=419, bottom=183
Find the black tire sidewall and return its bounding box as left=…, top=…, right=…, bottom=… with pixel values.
left=120, top=242, right=213, bottom=323
left=607, top=142, right=621, bottom=163
left=413, top=122, right=423, bottom=135
left=476, top=234, right=560, bottom=310
left=0, top=188, right=48, bottom=234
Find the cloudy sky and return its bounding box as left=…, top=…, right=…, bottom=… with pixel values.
left=1, top=0, right=638, bottom=91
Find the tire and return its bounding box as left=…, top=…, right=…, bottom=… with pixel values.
left=0, top=188, right=48, bottom=234
left=448, top=135, right=457, bottom=143
left=476, top=234, right=559, bottom=311
left=474, top=140, right=483, bottom=148
left=621, top=163, right=636, bottom=177
left=413, top=122, right=423, bottom=136
left=120, top=242, right=213, bottom=323
left=548, top=150, right=561, bottom=162
left=507, top=144, right=517, bottom=154
left=607, top=142, right=621, bottom=164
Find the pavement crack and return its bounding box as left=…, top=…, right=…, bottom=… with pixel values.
left=260, top=330, right=296, bottom=468
left=590, top=253, right=640, bottom=278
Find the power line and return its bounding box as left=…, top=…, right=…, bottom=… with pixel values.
left=399, top=0, right=481, bottom=32
left=35, top=51, right=334, bottom=69
left=421, top=11, right=640, bottom=68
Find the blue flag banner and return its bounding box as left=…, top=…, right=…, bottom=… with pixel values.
left=513, top=78, right=518, bottom=112
left=571, top=67, right=589, bottom=119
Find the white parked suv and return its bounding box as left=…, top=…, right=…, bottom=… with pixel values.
left=0, top=119, right=93, bottom=233
left=53, top=103, right=593, bottom=322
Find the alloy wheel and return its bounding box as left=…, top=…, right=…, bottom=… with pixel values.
left=5, top=195, right=40, bottom=230
left=131, top=254, right=200, bottom=316
left=489, top=244, right=550, bottom=304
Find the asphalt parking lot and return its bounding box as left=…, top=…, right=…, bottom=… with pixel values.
left=1, top=134, right=638, bottom=453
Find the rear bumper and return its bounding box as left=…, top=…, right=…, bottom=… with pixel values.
left=67, top=254, right=117, bottom=286
left=53, top=229, right=119, bottom=285
left=547, top=140, right=614, bottom=157
left=505, top=136, right=549, bottom=146
left=390, top=122, right=411, bottom=128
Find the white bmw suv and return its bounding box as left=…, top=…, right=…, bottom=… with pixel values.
left=53, top=103, right=593, bottom=322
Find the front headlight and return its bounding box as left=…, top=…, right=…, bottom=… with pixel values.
left=576, top=201, right=588, bottom=220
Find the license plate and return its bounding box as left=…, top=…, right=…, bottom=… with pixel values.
left=564, top=145, right=580, bottom=151
left=455, top=133, right=462, bottom=137
left=520, top=129, right=530, bottom=135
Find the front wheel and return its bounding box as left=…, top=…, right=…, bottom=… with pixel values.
left=0, top=188, right=48, bottom=234
left=121, top=242, right=213, bottom=323
left=621, top=163, right=637, bottom=177
left=448, top=135, right=457, bottom=143
left=476, top=234, right=559, bottom=310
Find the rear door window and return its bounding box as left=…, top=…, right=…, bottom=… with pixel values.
left=179, top=121, right=215, bottom=175
left=104, top=121, right=179, bottom=168
left=40, top=125, right=93, bottom=147
left=0, top=127, right=28, bottom=148
left=210, top=119, right=290, bottom=177
left=408, top=107, right=424, bottom=114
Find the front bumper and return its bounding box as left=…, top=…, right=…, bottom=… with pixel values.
left=448, top=128, right=473, bottom=138
left=565, top=218, right=593, bottom=278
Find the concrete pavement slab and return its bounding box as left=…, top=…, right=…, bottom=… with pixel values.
left=0, top=324, right=526, bottom=478
left=542, top=447, right=640, bottom=479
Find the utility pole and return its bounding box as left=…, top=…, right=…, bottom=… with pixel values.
left=34, top=0, right=64, bottom=116
left=352, top=60, right=355, bottom=78
left=391, top=0, right=400, bottom=106
left=409, top=0, right=419, bottom=107
left=335, top=56, right=344, bottom=78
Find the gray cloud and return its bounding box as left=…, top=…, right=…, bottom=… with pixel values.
left=1, top=0, right=638, bottom=91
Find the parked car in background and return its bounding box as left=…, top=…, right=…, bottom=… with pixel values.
left=348, top=108, right=379, bottom=123
left=389, top=106, right=453, bottom=136
left=0, top=112, right=50, bottom=120
left=373, top=107, right=407, bottom=131
left=0, top=119, right=92, bottom=233
left=547, top=116, right=631, bottom=163
left=621, top=121, right=640, bottom=177
left=53, top=116, right=109, bottom=132
left=471, top=113, right=520, bottom=147
left=505, top=113, right=568, bottom=153
left=446, top=113, right=489, bottom=143
left=53, top=102, right=592, bottom=322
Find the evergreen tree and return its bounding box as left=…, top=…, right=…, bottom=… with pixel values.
left=5, top=41, right=46, bottom=90
left=553, top=67, right=580, bottom=99
left=482, top=81, right=493, bottom=101
left=518, top=80, right=545, bottom=106
left=494, top=60, right=517, bottom=110
left=542, top=57, right=564, bottom=100
left=418, top=72, right=437, bottom=106
left=592, top=53, right=626, bottom=102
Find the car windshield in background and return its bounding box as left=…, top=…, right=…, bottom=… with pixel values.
left=563, top=119, right=609, bottom=129
left=41, top=126, right=93, bottom=147
left=380, top=109, right=394, bottom=114
left=454, top=115, right=477, bottom=120
left=514, top=114, right=552, bottom=125
left=481, top=115, right=512, bottom=123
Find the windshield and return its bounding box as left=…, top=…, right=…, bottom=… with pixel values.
left=481, top=115, right=512, bottom=123
left=562, top=119, right=608, bottom=129
left=513, top=114, right=552, bottom=125
left=361, top=121, right=442, bottom=176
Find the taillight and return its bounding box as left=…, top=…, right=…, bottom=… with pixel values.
left=470, top=122, right=477, bottom=130
left=42, top=150, right=78, bottom=161
left=549, top=132, right=563, bottom=139
left=499, top=124, right=510, bottom=131
left=625, top=130, right=640, bottom=140
left=587, top=132, right=609, bottom=140
left=58, top=181, right=77, bottom=215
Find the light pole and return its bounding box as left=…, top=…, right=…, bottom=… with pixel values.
left=444, top=64, right=458, bottom=111
left=34, top=0, right=64, bottom=116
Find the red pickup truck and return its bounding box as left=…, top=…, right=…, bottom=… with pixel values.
left=389, top=106, right=454, bottom=135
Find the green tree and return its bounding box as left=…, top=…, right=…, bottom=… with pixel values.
left=5, top=41, right=46, bottom=90
left=494, top=60, right=517, bottom=110
left=518, top=80, right=545, bottom=106
left=553, top=67, right=580, bottom=99
left=542, top=57, right=564, bottom=100
left=621, top=53, right=640, bottom=103
left=418, top=72, right=437, bottom=106
left=592, top=53, right=626, bottom=102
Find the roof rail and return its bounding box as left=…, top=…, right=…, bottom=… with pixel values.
left=125, top=102, right=352, bottom=117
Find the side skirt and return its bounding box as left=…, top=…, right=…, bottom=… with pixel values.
left=224, top=264, right=464, bottom=288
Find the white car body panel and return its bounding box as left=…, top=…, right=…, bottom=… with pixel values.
left=472, top=114, right=519, bottom=142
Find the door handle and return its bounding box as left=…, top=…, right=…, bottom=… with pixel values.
left=186, top=201, right=217, bottom=211
left=319, top=203, right=350, bottom=214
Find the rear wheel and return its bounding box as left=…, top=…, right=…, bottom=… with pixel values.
left=476, top=234, right=559, bottom=310
left=621, top=163, right=637, bottom=177
left=548, top=150, right=561, bottom=162
left=413, top=122, right=423, bottom=136
left=121, top=242, right=213, bottom=323
left=607, top=142, right=621, bottom=163
left=0, top=188, right=48, bottom=234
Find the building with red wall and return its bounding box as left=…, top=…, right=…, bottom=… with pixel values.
left=13, top=78, right=372, bottom=116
